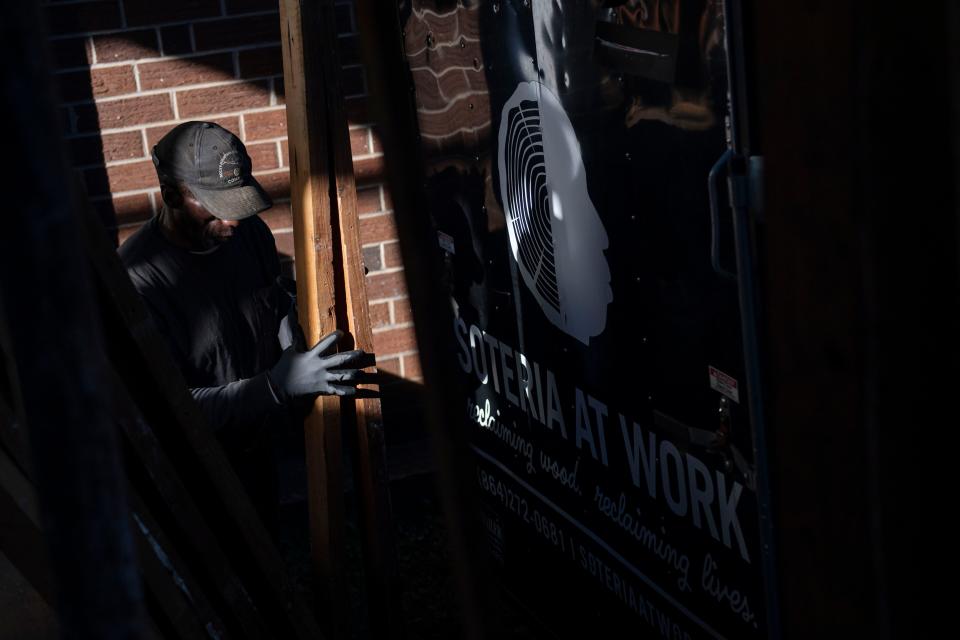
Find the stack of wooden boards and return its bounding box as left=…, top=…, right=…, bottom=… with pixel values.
left=0, top=199, right=325, bottom=640
left=0, top=1, right=399, bottom=637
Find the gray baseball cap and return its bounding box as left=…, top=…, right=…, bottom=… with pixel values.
left=152, top=121, right=272, bottom=220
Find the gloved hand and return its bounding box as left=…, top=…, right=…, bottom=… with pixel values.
left=276, top=276, right=305, bottom=351
left=268, top=330, right=367, bottom=401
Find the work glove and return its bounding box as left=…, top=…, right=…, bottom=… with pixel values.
left=276, top=276, right=306, bottom=351
left=268, top=330, right=367, bottom=401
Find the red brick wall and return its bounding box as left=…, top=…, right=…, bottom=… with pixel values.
left=44, top=0, right=421, bottom=382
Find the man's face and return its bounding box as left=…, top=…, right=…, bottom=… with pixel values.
left=174, top=184, right=240, bottom=249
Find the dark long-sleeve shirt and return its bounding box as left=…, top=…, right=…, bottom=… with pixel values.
left=120, top=214, right=289, bottom=526
left=119, top=214, right=286, bottom=431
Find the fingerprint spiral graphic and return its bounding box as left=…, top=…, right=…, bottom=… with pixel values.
left=497, top=81, right=612, bottom=344
left=502, top=99, right=560, bottom=313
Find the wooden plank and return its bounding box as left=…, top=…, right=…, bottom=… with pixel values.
left=0, top=550, right=59, bottom=640
left=104, top=366, right=277, bottom=639
left=316, top=0, right=404, bottom=635
left=278, top=1, right=349, bottom=636
left=0, top=295, right=29, bottom=476
left=0, top=437, right=217, bottom=640
left=77, top=176, right=324, bottom=640
left=0, top=443, right=55, bottom=607
left=0, top=2, right=145, bottom=634
left=128, top=489, right=231, bottom=640
left=1, top=395, right=168, bottom=640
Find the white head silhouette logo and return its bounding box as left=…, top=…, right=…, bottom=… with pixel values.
left=498, top=81, right=612, bottom=344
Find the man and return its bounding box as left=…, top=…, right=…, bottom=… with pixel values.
left=120, top=121, right=369, bottom=528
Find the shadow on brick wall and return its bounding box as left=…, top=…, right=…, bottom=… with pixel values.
left=43, top=4, right=372, bottom=254
left=41, top=0, right=419, bottom=422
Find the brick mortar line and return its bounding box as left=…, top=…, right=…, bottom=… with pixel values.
left=364, top=127, right=374, bottom=153
left=65, top=124, right=291, bottom=143
left=58, top=80, right=369, bottom=109
left=75, top=44, right=287, bottom=71
left=57, top=78, right=281, bottom=107
left=361, top=239, right=398, bottom=250
left=366, top=295, right=411, bottom=304
left=358, top=210, right=395, bottom=220
left=405, top=35, right=481, bottom=59
left=416, top=90, right=488, bottom=116
left=409, top=64, right=484, bottom=76
left=89, top=156, right=153, bottom=169
left=365, top=266, right=404, bottom=276
left=375, top=243, right=385, bottom=267
left=238, top=110, right=248, bottom=139
left=55, top=45, right=365, bottom=74
left=372, top=323, right=415, bottom=334
left=367, top=296, right=412, bottom=310
left=62, top=106, right=290, bottom=138
left=52, top=36, right=359, bottom=67
left=46, top=9, right=280, bottom=40
left=421, top=123, right=490, bottom=139
left=346, top=150, right=384, bottom=161
left=358, top=210, right=394, bottom=220
left=378, top=349, right=419, bottom=358
left=87, top=34, right=97, bottom=64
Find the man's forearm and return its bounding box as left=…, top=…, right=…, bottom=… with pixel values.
left=189, top=372, right=282, bottom=433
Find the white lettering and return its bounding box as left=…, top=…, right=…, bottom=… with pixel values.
left=468, top=324, right=488, bottom=384
left=546, top=369, right=567, bottom=439
left=619, top=414, right=657, bottom=499
left=574, top=388, right=599, bottom=462
left=498, top=342, right=520, bottom=407
left=686, top=453, right=719, bottom=541
left=660, top=440, right=688, bottom=518
left=717, top=473, right=750, bottom=563
left=454, top=316, right=471, bottom=373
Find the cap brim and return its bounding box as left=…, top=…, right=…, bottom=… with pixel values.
left=191, top=178, right=272, bottom=221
